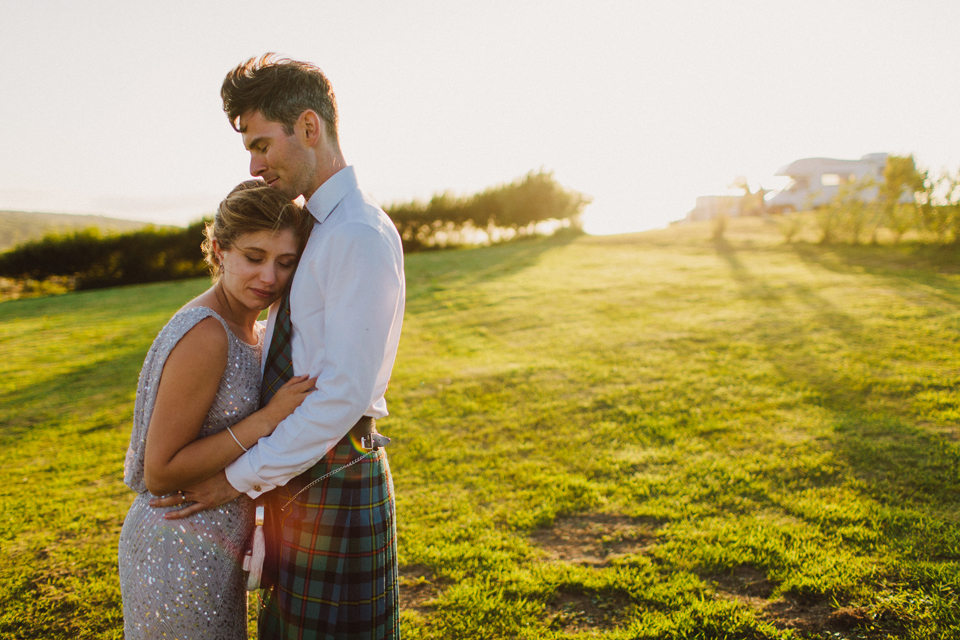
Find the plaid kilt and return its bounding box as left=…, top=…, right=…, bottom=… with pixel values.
left=259, top=435, right=399, bottom=640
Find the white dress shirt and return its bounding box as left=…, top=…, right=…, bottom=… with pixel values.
left=225, top=166, right=405, bottom=498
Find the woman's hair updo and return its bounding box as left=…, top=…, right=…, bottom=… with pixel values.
left=201, top=180, right=312, bottom=281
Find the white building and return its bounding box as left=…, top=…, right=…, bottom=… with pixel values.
left=684, top=195, right=744, bottom=222
left=767, top=153, right=889, bottom=212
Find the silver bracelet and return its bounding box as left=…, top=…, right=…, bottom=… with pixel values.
left=226, top=426, right=248, bottom=452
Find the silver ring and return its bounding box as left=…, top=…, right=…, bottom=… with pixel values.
left=179, top=491, right=186, bottom=503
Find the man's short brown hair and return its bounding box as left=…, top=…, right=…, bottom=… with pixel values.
left=221, top=53, right=339, bottom=143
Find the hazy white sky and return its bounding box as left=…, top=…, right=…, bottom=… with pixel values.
left=1, top=1, right=958, bottom=234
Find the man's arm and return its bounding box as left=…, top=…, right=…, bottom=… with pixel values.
left=226, top=219, right=404, bottom=497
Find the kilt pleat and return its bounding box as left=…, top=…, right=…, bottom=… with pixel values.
left=260, top=437, right=399, bottom=640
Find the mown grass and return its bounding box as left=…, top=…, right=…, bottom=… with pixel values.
left=1, top=217, right=959, bottom=639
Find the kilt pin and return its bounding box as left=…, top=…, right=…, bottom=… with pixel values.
left=258, top=288, right=400, bottom=640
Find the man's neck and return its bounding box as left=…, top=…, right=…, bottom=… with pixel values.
left=303, top=147, right=347, bottom=201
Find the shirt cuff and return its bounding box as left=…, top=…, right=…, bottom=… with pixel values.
left=224, top=454, right=275, bottom=499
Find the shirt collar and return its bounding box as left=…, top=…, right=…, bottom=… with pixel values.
left=305, top=166, right=357, bottom=225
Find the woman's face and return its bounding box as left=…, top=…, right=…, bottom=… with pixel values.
left=216, top=228, right=299, bottom=311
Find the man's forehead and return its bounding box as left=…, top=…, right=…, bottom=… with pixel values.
left=237, top=109, right=265, bottom=134
left=239, top=109, right=289, bottom=135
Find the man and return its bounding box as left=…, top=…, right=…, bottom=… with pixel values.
left=154, top=54, right=404, bottom=639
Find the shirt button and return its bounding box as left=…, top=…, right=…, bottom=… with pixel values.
left=253, top=484, right=262, bottom=492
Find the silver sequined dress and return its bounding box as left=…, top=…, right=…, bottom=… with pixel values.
left=119, top=306, right=264, bottom=639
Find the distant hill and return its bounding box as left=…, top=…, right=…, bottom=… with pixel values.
left=0, top=210, right=170, bottom=253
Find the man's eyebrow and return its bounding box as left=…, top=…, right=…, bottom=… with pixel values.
left=244, top=136, right=267, bottom=151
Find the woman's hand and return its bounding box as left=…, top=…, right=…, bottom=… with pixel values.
left=264, top=374, right=317, bottom=428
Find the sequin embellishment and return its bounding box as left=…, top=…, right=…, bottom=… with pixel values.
left=118, top=307, right=264, bottom=639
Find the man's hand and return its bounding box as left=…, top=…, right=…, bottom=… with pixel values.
left=149, top=470, right=242, bottom=520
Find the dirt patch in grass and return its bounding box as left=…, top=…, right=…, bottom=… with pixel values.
left=708, top=565, right=776, bottom=601
left=545, top=589, right=632, bottom=632
left=709, top=566, right=880, bottom=635
left=399, top=564, right=445, bottom=613
left=529, top=514, right=659, bottom=566
left=763, top=600, right=873, bottom=634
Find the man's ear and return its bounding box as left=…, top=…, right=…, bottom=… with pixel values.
left=299, top=110, right=324, bottom=147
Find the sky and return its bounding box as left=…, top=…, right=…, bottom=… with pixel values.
left=1, top=1, right=958, bottom=235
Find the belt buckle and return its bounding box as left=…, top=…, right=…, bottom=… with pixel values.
left=360, top=432, right=391, bottom=451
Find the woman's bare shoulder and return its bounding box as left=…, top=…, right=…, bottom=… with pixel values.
left=164, top=315, right=229, bottom=376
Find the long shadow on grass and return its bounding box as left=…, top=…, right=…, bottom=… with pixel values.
left=715, top=238, right=870, bottom=354
left=792, top=241, right=960, bottom=307
left=714, top=239, right=960, bottom=511
left=404, top=233, right=580, bottom=315
left=0, top=343, right=147, bottom=442
left=0, top=278, right=206, bottom=324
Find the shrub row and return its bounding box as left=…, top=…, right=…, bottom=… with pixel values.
left=0, top=171, right=591, bottom=290
left=386, top=170, right=590, bottom=252
left=0, top=223, right=210, bottom=290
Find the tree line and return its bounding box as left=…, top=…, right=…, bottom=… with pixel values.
left=387, top=170, right=590, bottom=251
left=0, top=171, right=590, bottom=291
left=0, top=224, right=211, bottom=290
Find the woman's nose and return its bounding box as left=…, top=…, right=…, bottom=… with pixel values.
left=259, top=265, right=277, bottom=285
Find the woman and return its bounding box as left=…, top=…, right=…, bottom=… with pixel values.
left=118, top=181, right=314, bottom=639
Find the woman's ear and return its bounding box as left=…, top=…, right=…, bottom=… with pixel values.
left=211, top=238, right=224, bottom=265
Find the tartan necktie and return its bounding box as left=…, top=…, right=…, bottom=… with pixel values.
left=260, top=288, right=294, bottom=407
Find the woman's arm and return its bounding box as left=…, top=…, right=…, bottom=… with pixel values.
left=142, top=317, right=312, bottom=496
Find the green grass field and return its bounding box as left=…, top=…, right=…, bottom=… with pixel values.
left=2, top=217, right=959, bottom=639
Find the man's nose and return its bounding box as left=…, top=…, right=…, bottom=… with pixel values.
left=250, top=155, right=266, bottom=177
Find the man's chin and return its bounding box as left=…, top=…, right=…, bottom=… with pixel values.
left=266, top=181, right=298, bottom=199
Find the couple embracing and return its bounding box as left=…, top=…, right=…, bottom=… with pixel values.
left=118, top=54, right=405, bottom=639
